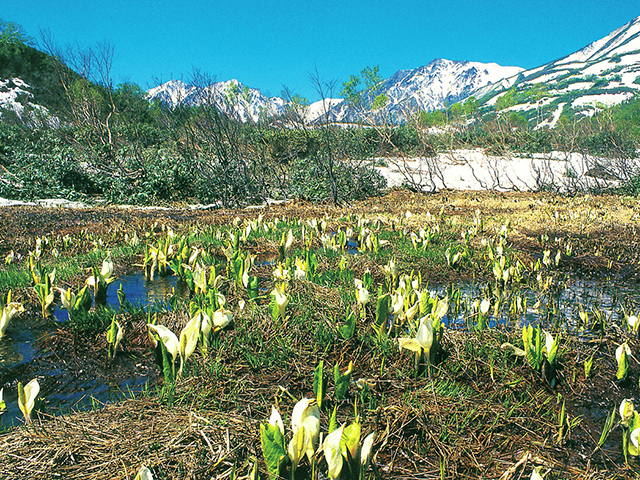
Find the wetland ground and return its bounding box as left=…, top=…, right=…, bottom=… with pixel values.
left=0, top=189, right=639, bottom=480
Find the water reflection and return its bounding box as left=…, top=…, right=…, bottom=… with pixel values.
left=1, top=271, right=184, bottom=428
left=0, top=320, right=38, bottom=370
left=431, top=275, right=629, bottom=332
left=53, top=272, right=188, bottom=322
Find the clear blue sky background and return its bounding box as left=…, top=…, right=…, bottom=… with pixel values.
left=3, top=1, right=639, bottom=100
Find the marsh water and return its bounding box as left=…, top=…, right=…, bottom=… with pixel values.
left=0, top=267, right=636, bottom=428
left=0, top=272, right=186, bottom=427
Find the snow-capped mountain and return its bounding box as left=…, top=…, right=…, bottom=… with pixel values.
left=475, top=15, right=640, bottom=125
left=147, top=14, right=640, bottom=127
left=323, top=59, right=523, bottom=123
left=380, top=59, right=522, bottom=115
left=147, top=79, right=285, bottom=122
left=0, top=77, right=56, bottom=126
left=147, top=60, right=523, bottom=124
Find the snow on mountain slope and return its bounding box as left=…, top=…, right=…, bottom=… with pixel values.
left=148, top=59, right=523, bottom=124
left=475, top=15, right=640, bottom=121
left=383, top=58, right=523, bottom=111
left=557, top=17, right=640, bottom=66
left=382, top=59, right=523, bottom=113
left=0, top=77, right=55, bottom=126
left=147, top=80, right=198, bottom=107
left=304, top=98, right=344, bottom=123
left=318, top=59, right=523, bottom=123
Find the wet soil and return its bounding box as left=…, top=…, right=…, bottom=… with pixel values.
left=0, top=190, right=639, bottom=479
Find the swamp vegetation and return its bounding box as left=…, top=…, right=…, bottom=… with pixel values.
left=0, top=190, right=639, bottom=479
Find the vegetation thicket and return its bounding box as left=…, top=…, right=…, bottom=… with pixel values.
left=0, top=26, right=639, bottom=207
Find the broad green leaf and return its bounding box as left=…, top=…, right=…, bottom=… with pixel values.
left=341, top=420, right=361, bottom=461
left=328, top=405, right=338, bottom=434
left=260, top=423, right=287, bottom=480
left=375, top=291, right=390, bottom=333
left=339, top=309, right=356, bottom=339
left=248, top=275, right=259, bottom=300
left=334, top=361, right=353, bottom=400
left=617, top=349, right=629, bottom=380
left=160, top=342, right=174, bottom=384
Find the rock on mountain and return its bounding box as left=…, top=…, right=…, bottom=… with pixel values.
left=318, top=59, right=523, bottom=123
left=380, top=59, right=523, bottom=117
left=475, top=15, right=640, bottom=126
left=147, top=79, right=285, bottom=122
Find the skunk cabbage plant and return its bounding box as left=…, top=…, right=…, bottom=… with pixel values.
left=616, top=342, right=631, bottom=381
left=106, top=316, right=123, bottom=358
left=18, top=378, right=40, bottom=423
left=0, top=291, right=24, bottom=338
left=86, top=254, right=116, bottom=304
left=270, top=283, right=289, bottom=323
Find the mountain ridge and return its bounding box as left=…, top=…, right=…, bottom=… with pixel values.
left=147, top=59, right=524, bottom=123
left=473, top=15, right=640, bottom=126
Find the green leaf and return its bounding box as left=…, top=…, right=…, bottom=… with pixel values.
left=339, top=309, right=356, bottom=340
left=306, top=251, right=318, bottom=278
left=617, top=349, right=630, bottom=380
left=74, top=285, right=93, bottom=314
left=313, top=361, right=326, bottom=409
left=248, top=275, right=259, bottom=300
left=363, top=271, right=373, bottom=289
left=598, top=407, right=616, bottom=447
left=260, top=423, right=287, bottom=480
left=269, top=291, right=279, bottom=323
left=375, top=291, right=390, bottom=333
left=547, top=334, right=560, bottom=365
left=160, top=341, right=174, bottom=385
left=106, top=316, right=118, bottom=357
left=334, top=361, right=353, bottom=400
left=233, top=257, right=244, bottom=286
left=17, top=382, right=25, bottom=414
left=419, top=290, right=430, bottom=316
left=371, top=93, right=389, bottom=111
left=117, top=284, right=126, bottom=307
left=342, top=420, right=361, bottom=469
left=328, top=405, right=338, bottom=434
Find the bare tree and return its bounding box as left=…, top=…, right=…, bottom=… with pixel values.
left=39, top=30, right=119, bottom=162
left=162, top=70, right=269, bottom=206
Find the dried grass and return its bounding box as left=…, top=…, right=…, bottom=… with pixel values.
left=0, top=397, right=253, bottom=480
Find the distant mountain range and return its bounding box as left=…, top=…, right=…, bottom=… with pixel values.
left=146, top=79, right=285, bottom=123
left=146, top=15, right=640, bottom=126
left=3, top=15, right=640, bottom=127
left=147, top=60, right=523, bottom=123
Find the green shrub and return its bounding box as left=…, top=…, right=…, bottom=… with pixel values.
left=289, top=157, right=386, bottom=202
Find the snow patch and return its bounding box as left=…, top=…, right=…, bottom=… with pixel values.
left=535, top=103, right=566, bottom=129
left=571, top=92, right=634, bottom=108
left=375, top=149, right=638, bottom=193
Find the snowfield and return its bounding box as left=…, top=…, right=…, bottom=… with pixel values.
left=373, top=149, right=639, bottom=193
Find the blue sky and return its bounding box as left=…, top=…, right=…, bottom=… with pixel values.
left=3, top=1, right=639, bottom=100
